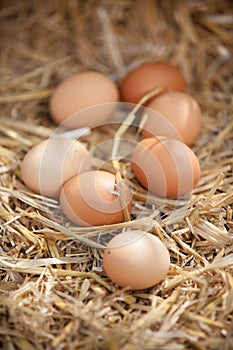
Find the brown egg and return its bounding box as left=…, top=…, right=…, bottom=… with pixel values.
left=59, top=170, right=132, bottom=226
left=21, top=138, right=91, bottom=198
left=131, top=137, right=201, bottom=198
left=120, top=62, right=186, bottom=105
left=142, top=92, right=202, bottom=145
left=49, top=71, right=119, bottom=129
left=103, top=230, right=170, bottom=290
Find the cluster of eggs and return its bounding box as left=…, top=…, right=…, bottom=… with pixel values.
left=21, top=62, right=202, bottom=290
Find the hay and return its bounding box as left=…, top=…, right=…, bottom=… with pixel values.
left=0, top=0, right=233, bottom=349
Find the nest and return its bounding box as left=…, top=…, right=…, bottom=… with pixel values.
left=0, top=1, right=233, bottom=349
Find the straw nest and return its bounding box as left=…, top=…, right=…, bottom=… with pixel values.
left=0, top=1, right=233, bottom=349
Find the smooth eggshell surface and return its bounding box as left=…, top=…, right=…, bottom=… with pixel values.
left=131, top=137, right=201, bottom=198
left=103, top=230, right=170, bottom=290
left=59, top=170, right=132, bottom=226
left=142, top=92, right=202, bottom=145
left=49, top=71, right=119, bottom=129
left=120, top=62, right=186, bottom=105
left=21, top=138, right=91, bottom=198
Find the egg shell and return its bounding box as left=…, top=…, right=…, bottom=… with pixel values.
left=142, top=92, right=202, bottom=146
left=49, top=71, right=119, bottom=129
left=131, top=137, right=201, bottom=198
left=120, top=62, right=186, bottom=105
left=21, top=138, right=91, bottom=198
left=59, top=170, right=132, bottom=226
left=103, top=230, right=170, bottom=290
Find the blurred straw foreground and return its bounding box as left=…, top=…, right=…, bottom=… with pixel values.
left=0, top=1, right=233, bottom=349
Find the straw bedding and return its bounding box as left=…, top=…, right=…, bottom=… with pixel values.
left=0, top=1, right=233, bottom=349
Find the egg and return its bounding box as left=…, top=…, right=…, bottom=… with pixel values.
left=131, top=137, right=201, bottom=198
left=120, top=61, right=186, bottom=105
left=142, top=92, right=202, bottom=145
left=49, top=71, right=119, bottom=129
left=103, top=230, right=170, bottom=290
left=21, top=138, right=91, bottom=198
left=59, top=170, right=132, bottom=226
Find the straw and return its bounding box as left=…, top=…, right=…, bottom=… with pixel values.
left=0, top=1, right=232, bottom=349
